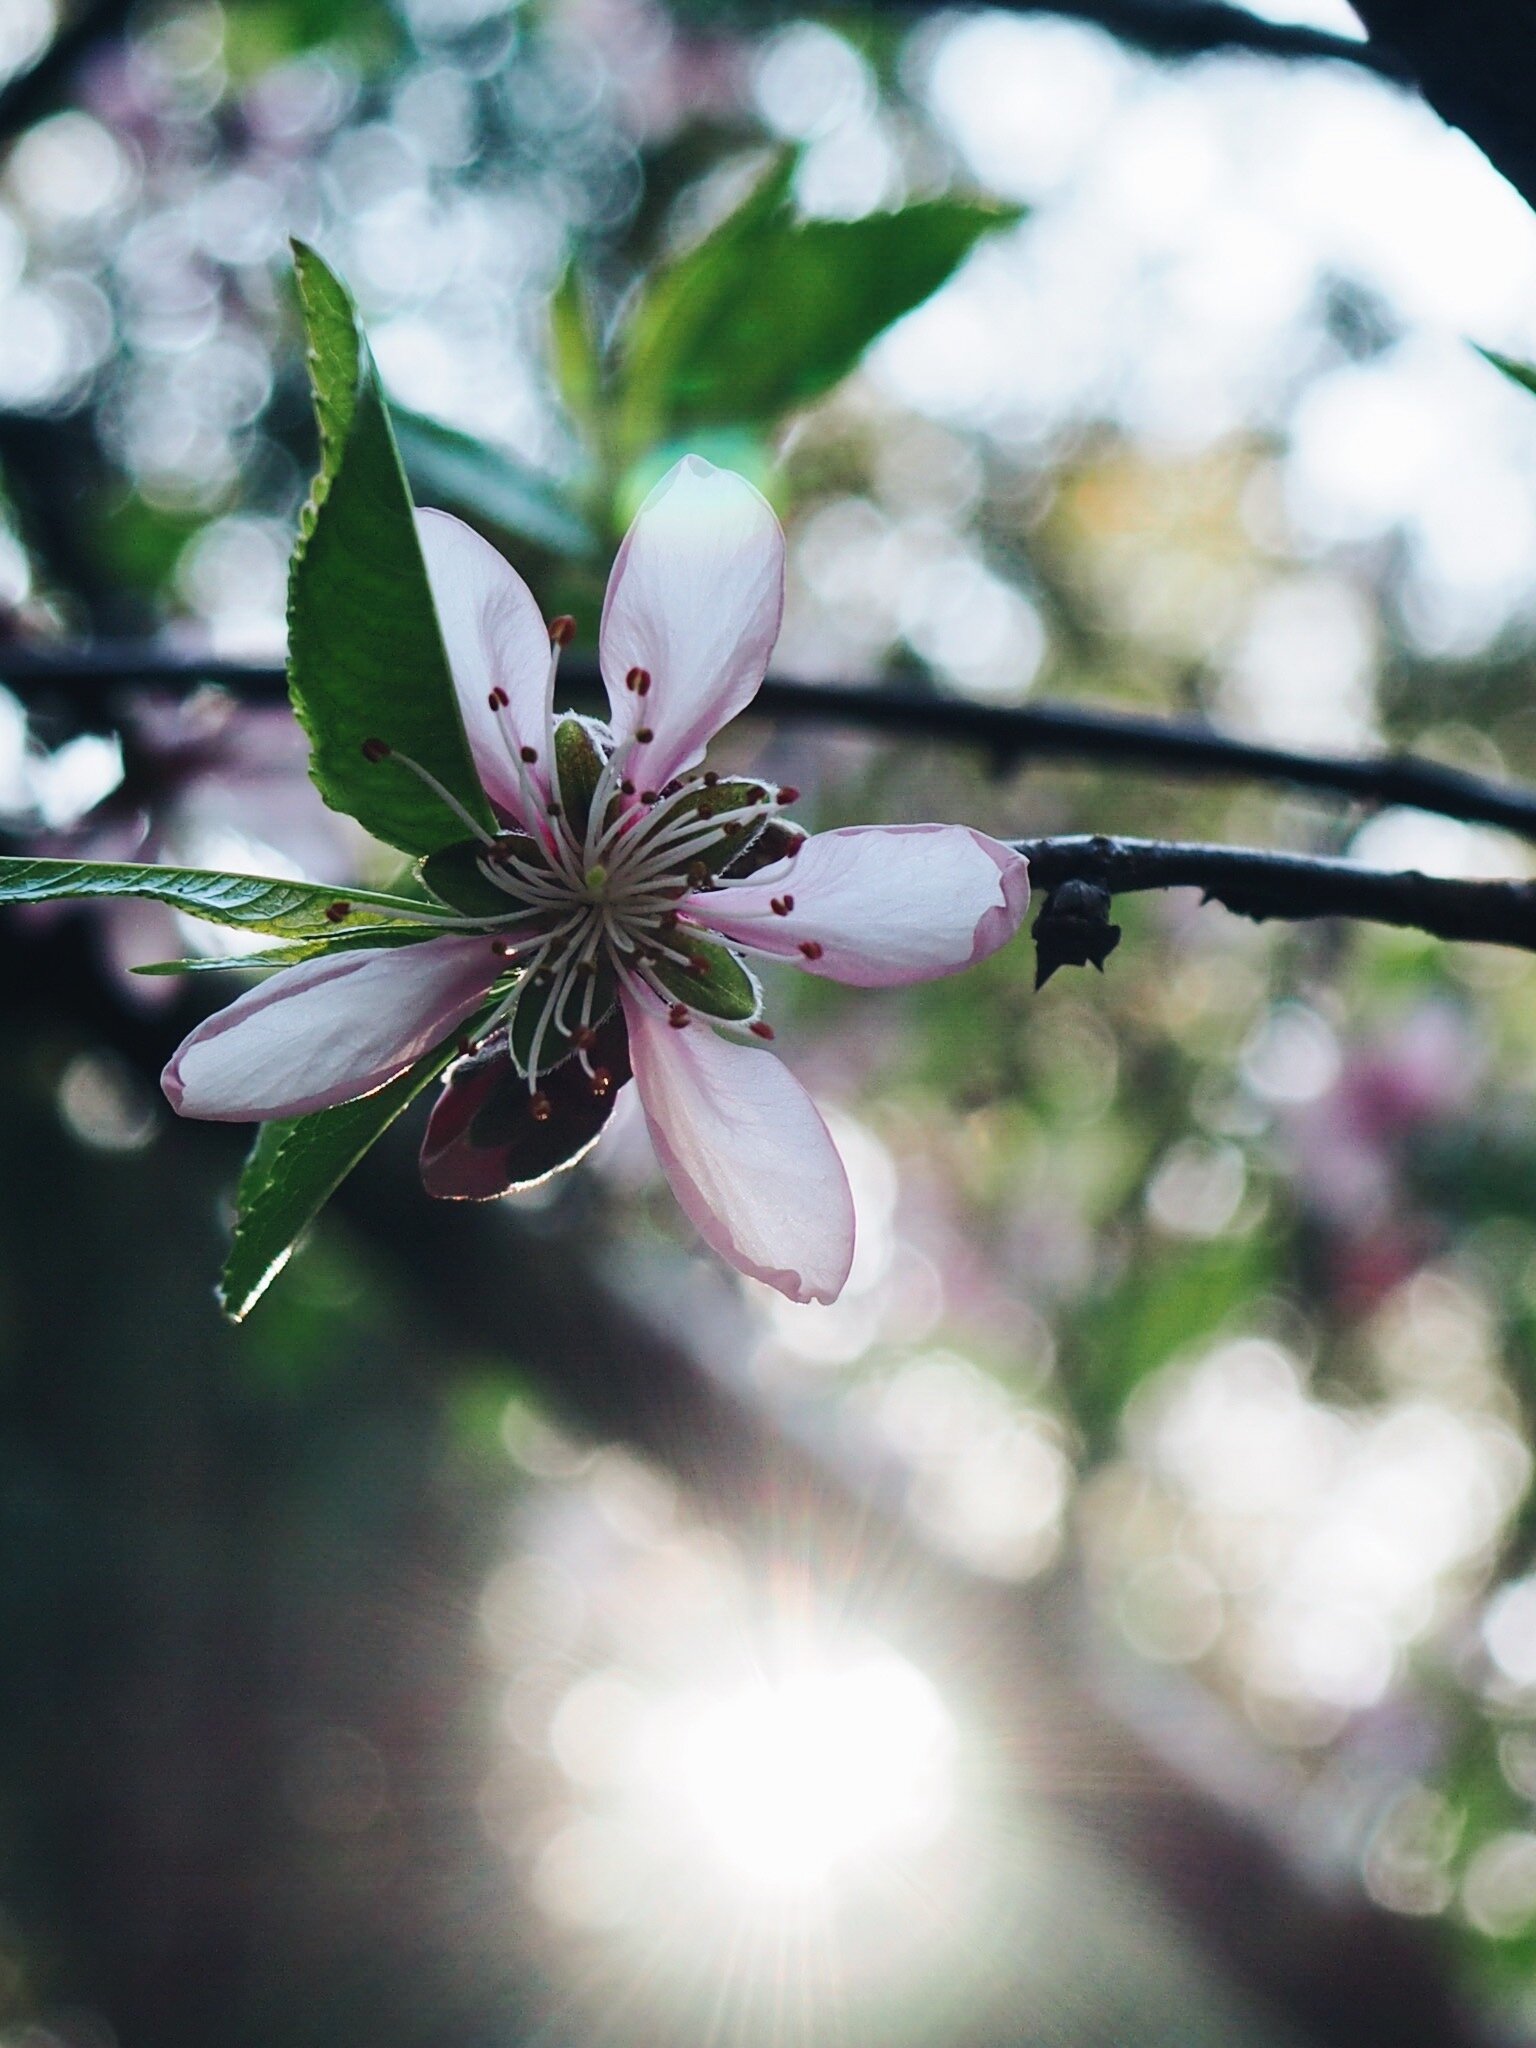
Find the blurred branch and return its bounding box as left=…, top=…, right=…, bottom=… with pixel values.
left=1022, top=831, right=1536, bottom=951
left=1350, top=0, right=1536, bottom=213
left=884, top=0, right=1408, bottom=77
left=9, top=641, right=1536, bottom=841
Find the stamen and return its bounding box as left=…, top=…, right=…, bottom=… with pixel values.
left=625, top=666, right=649, bottom=693
left=635, top=726, right=655, bottom=744
left=364, top=740, right=497, bottom=847
left=668, top=1004, right=691, bottom=1029
left=749, top=1021, right=775, bottom=1040
left=550, top=616, right=576, bottom=648
left=798, top=941, right=824, bottom=960
left=325, top=900, right=352, bottom=923
left=778, top=787, right=800, bottom=804
left=520, top=745, right=538, bottom=764
left=530, top=1092, right=553, bottom=1121
left=769, top=896, right=793, bottom=916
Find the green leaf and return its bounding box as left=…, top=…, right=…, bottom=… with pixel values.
left=652, top=930, right=760, bottom=1021
left=133, top=924, right=468, bottom=974
left=1480, top=346, right=1536, bottom=399
left=389, top=399, right=597, bottom=557
left=550, top=264, right=604, bottom=440
left=288, top=241, right=494, bottom=855
left=617, top=160, right=1021, bottom=451
left=219, top=1042, right=457, bottom=1320
left=0, top=857, right=436, bottom=939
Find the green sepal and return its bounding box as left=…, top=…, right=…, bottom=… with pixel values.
left=652, top=930, right=760, bottom=1021
left=418, top=838, right=530, bottom=919
left=647, top=779, right=772, bottom=878
left=0, top=856, right=431, bottom=940
left=219, top=1037, right=461, bottom=1321
left=554, top=716, right=606, bottom=841
left=509, top=959, right=618, bottom=1077
left=287, top=241, right=495, bottom=855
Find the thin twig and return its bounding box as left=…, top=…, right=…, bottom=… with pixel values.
left=1020, top=832, right=1536, bottom=951
left=8, top=640, right=1536, bottom=843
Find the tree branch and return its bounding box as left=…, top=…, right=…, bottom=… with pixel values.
left=873, top=0, right=1407, bottom=78
left=9, top=641, right=1536, bottom=843
left=1021, top=832, right=1536, bottom=952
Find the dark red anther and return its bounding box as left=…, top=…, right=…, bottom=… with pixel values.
left=520, top=744, right=538, bottom=763
left=777, top=786, right=800, bottom=804
left=687, top=860, right=708, bottom=887
left=641, top=790, right=660, bottom=805
left=799, top=940, right=824, bottom=961
left=361, top=737, right=391, bottom=762
left=749, top=1021, right=775, bottom=1039
left=668, top=1004, right=691, bottom=1029
left=625, top=665, right=649, bottom=693
left=769, top=896, right=793, bottom=917
left=325, top=900, right=352, bottom=923
left=573, top=1026, right=597, bottom=1051
left=621, top=779, right=636, bottom=796
left=547, top=802, right=562, bottom=818
left=550, top=615, right=576, bottom=647
left=488, top=686, right=510, bottom=709
left=662, top=780, right=682, bottom=797
left=589, top=1067, right=613, bottom=1097
left=635, top=726, right=655, bottom=744
left=703, top=771, right=719, bottom=787
left=530, top=1092, right=553, bottom=1122
left=688, top=954, right=709, bottom=974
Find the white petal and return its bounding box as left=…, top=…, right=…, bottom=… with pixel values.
left=623, top=988, right=854, bottom=1304
left=415, top=509, right=552, bottom=830
left=162, top=937, right=499, bottom=1122
left=600, top=457, right=784, bottom=788
left=688, top=825, right=1030, bottom=986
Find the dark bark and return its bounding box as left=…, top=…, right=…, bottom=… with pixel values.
left=11, top=643, right=1536, bottom=842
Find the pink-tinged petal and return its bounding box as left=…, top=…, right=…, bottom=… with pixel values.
left=686, top=825, right=1030, bottom=987
left=162, top=937, right=499, bottom=1123
left=600, top=456, right=784, bottom=788
left=415, top=509, right=552, bottom=830
left=622, top=987, right=854, bottom=1304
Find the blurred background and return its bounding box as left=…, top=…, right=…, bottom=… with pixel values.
left=8, top=1, right=1536, bottom=2044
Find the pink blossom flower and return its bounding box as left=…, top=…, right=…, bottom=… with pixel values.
left=162, top=458, right=1030, bottom=1303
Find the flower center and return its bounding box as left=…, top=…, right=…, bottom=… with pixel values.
left=477, top=731, right=798, bottom=1088
left=365, top=710, right=801, bottom=1094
